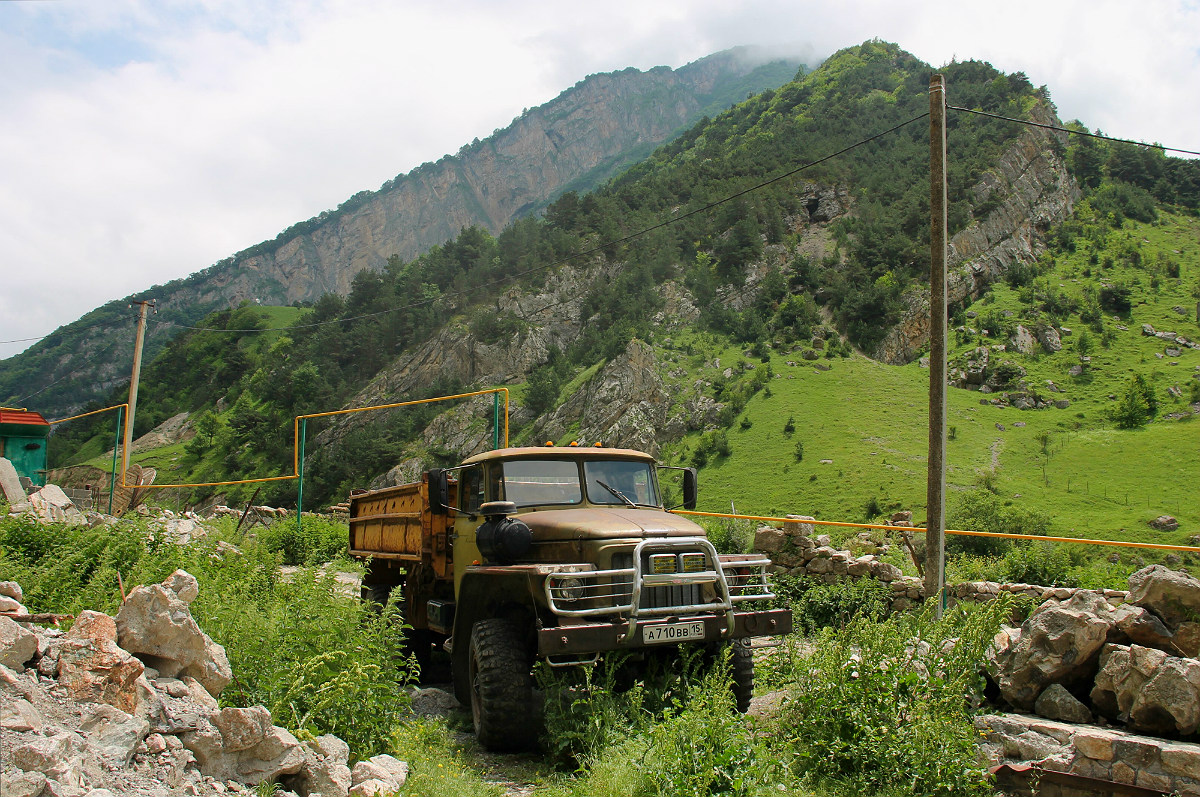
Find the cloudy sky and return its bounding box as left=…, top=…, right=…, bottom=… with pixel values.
left=2, top=0, right=1198, bottom=360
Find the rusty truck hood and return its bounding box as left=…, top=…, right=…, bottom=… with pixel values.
left=517, top=507, right=705, bottom=540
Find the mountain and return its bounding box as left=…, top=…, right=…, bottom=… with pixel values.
left=0, top=46, right=805, bottom=418
left=41, top=41, right=1200, bottom=530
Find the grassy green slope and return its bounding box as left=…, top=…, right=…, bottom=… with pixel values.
left=681, top=212, right=1199, bottom=546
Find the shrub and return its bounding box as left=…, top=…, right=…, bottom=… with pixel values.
left=540, top=649, right=793, bottom=796
left=1111, top=374, right=1153, bottom=428
left=1002, top=541, right=1077, bottom=587
left=256, top=515, right=348, bottom=566
left=947, top=490, right=1052, bottom=558
left=778, top=573, right=891, bottom=636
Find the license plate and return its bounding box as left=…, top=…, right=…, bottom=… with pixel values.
left=642, top=621, right=705, bottom=644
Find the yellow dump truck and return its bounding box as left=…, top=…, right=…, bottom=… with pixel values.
left=348, top=445, right=791, bottom=750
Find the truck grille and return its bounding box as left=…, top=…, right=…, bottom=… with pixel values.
left=611, top=552, right=701, bottom=611
left=542, top=538, right=775, bottom=619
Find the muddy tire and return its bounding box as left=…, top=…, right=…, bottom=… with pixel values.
left=360, top=583, right=392, bottom=609
left=468, top=618, right=540, bottom=751
left=731, top=639, right=754, bottom=713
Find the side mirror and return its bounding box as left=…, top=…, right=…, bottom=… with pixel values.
left=682, top=467, right=698, bottom=510
left=427, top=469, right=449, bottom=514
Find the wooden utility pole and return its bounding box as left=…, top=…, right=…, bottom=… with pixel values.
left=926, top=75, right=948, bottom=616
left=122, top=299, right=155, bottom=476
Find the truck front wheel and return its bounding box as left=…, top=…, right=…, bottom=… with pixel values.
left=731, top=638, right=754, bottom=713
left=468, top=619, right=540, bottom=751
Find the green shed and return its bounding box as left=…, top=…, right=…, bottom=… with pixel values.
left=0, top=409, right=51, bottom=487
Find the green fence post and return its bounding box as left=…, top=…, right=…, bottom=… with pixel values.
left=493, top=392, right=500, bottom=450
left=297, top=418, right=307, bottom=538
left=108, top=405, right=124, bottom=515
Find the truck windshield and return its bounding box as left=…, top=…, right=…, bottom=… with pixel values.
left=498, top=460, right=582, bottom=507
left=584, top=460, right=659, bottom=507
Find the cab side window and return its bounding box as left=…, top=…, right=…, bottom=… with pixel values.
left=460, top=466, right=484, bottom=513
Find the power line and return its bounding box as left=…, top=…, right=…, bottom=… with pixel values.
left=152, top=112, right=932, bottom=336
left=947, top=105, right=1200, bottom=157
left=0, top=309, right=146, bottom=347
left=15, top=319, right=134, bottom=404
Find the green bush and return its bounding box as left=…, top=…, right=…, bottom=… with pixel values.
left=540, top=649, right=793, bottom=797
left=946, top=490, right=1051, bottom=558
left=256, top=515, right=348, bottom=566
left=778, top=573, right=891, bottom=636
left=1001, top=541, right=1077, bottom=587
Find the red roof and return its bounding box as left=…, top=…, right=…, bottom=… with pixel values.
left=0, top=410, right=50, bottom=427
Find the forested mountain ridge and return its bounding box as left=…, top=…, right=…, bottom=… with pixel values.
left=0, top=46, right=804, bottom=419
left=43, top=41, right=1200, bottom=515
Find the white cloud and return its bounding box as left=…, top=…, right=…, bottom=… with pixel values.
left=1, top=0, right=1197, bottom=361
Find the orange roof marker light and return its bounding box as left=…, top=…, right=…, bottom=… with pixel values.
left=545, top=441, right=555, bottom=446
left=593, top=442, right=603, bottom=447
left=569, top=441, right=579, bottom=446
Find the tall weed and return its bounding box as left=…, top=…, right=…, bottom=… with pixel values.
left=541, top=653, right=794, bottom=797
left=777, top=599, right=1010, bottom=797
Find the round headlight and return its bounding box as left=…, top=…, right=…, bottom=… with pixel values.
left=557, top=576, right=585, bottom=602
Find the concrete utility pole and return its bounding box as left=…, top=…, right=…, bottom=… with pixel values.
left=926, top=75, right=949, bottom=616
left=122, top=299, right=155, bottom=476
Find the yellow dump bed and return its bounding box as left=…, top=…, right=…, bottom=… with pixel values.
left=347, top=472, right=456, bottom=579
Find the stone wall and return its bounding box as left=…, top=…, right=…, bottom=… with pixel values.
left=751, top=514, right=1126, bottom=613
left=978, top=713, right=1200, bottom=795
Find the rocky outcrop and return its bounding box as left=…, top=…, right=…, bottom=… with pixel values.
left=115, top=575, right=233, bottom=697
left=1092, top=644, right=1200, bottom=736
left=531, top=338, right=671, bottom=453
left=871, top=101, right=1080, bottom=364
left=984, top=566, right=1200, bottom=741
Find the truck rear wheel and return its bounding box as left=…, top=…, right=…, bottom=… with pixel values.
left=468, top=619, right=540, bottom=751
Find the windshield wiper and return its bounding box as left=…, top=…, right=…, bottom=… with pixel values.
left=595, top=479, right=636, bottom=508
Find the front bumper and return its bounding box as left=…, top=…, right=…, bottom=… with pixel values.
left=537, top=608, right=793, bottom=656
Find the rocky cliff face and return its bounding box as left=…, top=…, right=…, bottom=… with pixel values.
left=4, top=49, right=803, bottom=417
left=870, top=102, right=1080, bottom=365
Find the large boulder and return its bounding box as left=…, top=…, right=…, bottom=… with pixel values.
left=989, top=591, right=1114, bottom=709
left=0, top=457, right=28, bottom=503
left=1092, top=644, right=1200, bottom=736
left=27, top=483, right=86, bottom=525
left=180, top=705, right=305, bottom=785
left=1108, top=603, right=1180, bottom=653
left=350, top=754, right=409, bottom=796
left=79, top=703, right=150, bottom=768
left=116, top=572, right=231, bottom=697
left=0, top=615, right=39, bottom=669
left=1032, top=683, right=1093, bottom=724
left=54, top=610, right=148, bottom=713
left=285, top=734, right=353, bottom=797
left=1127, top=565, right=1200, bottom=629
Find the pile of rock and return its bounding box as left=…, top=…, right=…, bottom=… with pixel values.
left=0, top=572, right=406, bottom=797
left=1143, top=323, right=1200, bottom=351
left=989, top=565, right=1200, bottom=737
